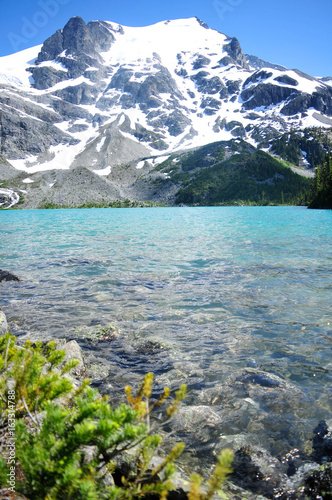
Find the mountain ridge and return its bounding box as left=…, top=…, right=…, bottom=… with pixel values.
left=0, top=15, right=331, bottom=208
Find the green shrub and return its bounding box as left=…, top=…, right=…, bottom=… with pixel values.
left=0, top=333, right=233, bottom=499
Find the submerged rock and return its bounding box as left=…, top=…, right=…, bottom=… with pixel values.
left=70, top=322, right=119, bottom=344
left=171, top=405, right=222, bottom=441
left=230, top=446, right=285, bottom=497
left=312, top=420, right=332, bottom=463
left=303, top=465, right=332, bottom=499
left=0, top=270, right=20, bottom=282
left=197, top=368, right=312, bottom=457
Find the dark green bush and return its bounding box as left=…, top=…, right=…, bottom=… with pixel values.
left=0, top=333, right=233, bottom=499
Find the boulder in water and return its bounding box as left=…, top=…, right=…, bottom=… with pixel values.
left=0, top=269, right=20, bottom=282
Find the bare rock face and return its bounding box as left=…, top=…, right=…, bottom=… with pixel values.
left=1, top=111, right=77, bottom=159
left=281, top=86, right=332, bottom=116
left=0, top=161, right=19, bottom=180
left=246, top=53, right=287, bottom=71
left=241, top=82, right=300, bottom=110
left=224, top=37, right=250, bottom=69
left=30, top=17, right=115, bottom=90
left=0, top=88, right=78, bottom=159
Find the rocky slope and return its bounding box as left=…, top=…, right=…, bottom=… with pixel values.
left=0, top=16, right=331, bottom=207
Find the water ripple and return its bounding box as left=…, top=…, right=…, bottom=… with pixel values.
left=1, top=206, right=331, bottom=457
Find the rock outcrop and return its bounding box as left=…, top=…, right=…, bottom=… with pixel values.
left=30, top=17, right=115, bottom=90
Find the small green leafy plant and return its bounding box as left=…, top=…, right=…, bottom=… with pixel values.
left=0, top=333, right=233, bottom=499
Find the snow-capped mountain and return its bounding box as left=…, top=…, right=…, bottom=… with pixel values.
left=0, top=16, right=331, bottom=207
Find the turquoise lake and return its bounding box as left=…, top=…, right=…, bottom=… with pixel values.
left=1, top=206, right=331, bottom=458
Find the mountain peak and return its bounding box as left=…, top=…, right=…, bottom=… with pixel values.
left=62, top=16, right=91, bottom=53
left=0, top=14, right=331, bottom=192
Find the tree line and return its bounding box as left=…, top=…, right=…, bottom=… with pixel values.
left=308, top=153, right=332, bottom=209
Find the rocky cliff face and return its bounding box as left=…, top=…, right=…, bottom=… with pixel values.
left=31, top=17, right=116, bottom=90
left=0, top=16, right=331, bottom=207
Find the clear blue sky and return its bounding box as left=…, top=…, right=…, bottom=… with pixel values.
left=0, top=0, right=331, bottom=77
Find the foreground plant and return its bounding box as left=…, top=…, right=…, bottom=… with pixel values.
left=0, top=333, right=77, bottom=416
left=0, top=332, right=233, bottom=499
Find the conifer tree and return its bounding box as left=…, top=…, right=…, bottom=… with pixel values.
left=308, top=153, right=332, bottom=209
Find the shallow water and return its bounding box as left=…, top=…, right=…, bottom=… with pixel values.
left=1, top=206, right=331, bottom=459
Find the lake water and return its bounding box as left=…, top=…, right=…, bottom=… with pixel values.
left=1, top=206, right=331, bottom=461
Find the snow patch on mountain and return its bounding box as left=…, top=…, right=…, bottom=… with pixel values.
left=93, top=165, right=112, bottom=175
left=0, top=45, right=41, bottom=87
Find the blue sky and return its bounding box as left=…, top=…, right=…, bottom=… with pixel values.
left=0, top=0, right=331, bottom=77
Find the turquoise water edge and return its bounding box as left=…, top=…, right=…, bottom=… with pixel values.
left=1, top=206, right=331, bottom=459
